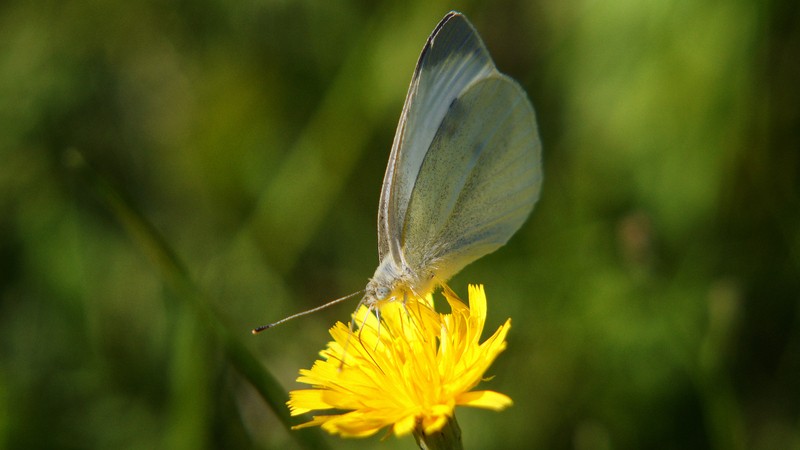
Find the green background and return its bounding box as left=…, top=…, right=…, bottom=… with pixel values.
left=2, top=0, right=798, bottom=449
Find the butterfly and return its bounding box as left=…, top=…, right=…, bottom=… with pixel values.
left=254, top=11, right=541, bottom=333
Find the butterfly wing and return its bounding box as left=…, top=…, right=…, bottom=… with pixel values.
left=378, top=11, right=542, bottom=289
left=400, top=74, right=542, bottom=282
left=377, top=12, right=496, bottom=265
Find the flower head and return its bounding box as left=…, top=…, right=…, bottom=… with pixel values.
left=287, top=284, right=512, bottom=438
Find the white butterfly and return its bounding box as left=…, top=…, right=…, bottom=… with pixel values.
left=254, top=11, right=541, bottom=332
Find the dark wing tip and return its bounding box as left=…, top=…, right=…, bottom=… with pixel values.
left=435, top=11, right=463, bottom=35
left=415, top=12, right=479, bottom=78
left=429, top=11, right=471, bottom=46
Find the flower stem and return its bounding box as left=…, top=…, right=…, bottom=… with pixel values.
left=413, top=416, right=463, bottom=450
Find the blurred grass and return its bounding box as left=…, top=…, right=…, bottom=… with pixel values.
left=65, top=150, right=327, bottom=449
left=1, top=0, right=799, bottom=449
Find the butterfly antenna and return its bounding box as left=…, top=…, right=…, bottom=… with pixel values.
left=252, top=290, right=363, bottom=334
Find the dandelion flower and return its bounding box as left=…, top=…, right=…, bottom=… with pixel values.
left=287, top=284, right=512, bottom=440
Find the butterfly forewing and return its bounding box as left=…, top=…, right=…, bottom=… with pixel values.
left=378, top=13, right=496, bottom=265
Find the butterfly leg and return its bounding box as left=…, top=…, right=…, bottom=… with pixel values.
left=338, top=302, right=371, bottom=371
left=373, top=306, right=382, bottom=351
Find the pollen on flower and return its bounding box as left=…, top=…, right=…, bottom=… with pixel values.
left=286, top=284, right=513, bottom=438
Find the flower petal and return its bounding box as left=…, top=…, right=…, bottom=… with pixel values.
left=422, top=414, right=450, bottom=435
left=287, top=389, right=330, bottom=415
left=456, top=390, right=513, bottom=411
left=392, top=414, right=418, bottom=436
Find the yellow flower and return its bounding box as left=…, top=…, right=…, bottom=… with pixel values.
left=287, top=284, right=513, bottom=438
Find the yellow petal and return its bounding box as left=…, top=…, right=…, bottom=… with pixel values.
left=456, top=390, right=513, bottom=411
left=422, top=413, right=450, bottom=434
left=287, top=389, right=330, bottom=415
left=291, top=415, right=332, bottom=430
left=392, top=414, right=418, bottom=436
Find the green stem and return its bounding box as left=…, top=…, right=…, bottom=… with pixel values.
left=413, top=415, right=463, bottom=450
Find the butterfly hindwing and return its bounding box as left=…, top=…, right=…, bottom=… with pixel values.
left=400, top=74, right=542, bottom=281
